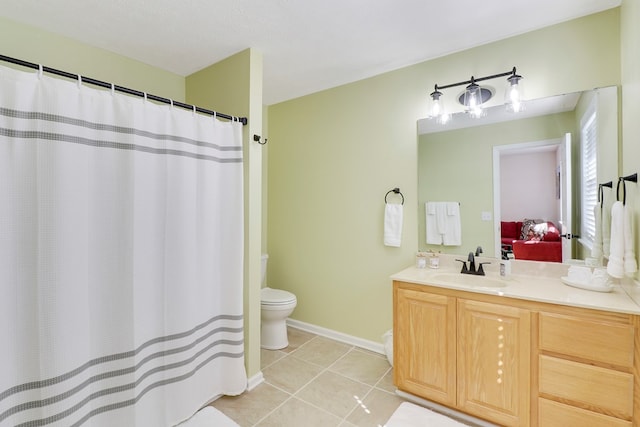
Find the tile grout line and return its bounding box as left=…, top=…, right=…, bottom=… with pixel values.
left=295, top=345, right=394, bottom=425
left=253, top=336, right=353, bottom=426
left=254, top=333, right=396, bottom=426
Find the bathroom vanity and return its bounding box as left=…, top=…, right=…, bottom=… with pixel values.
left=392, top=259, right=640, bottom=427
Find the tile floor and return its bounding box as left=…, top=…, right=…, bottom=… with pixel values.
left=211, top=327, right=407, bottom=427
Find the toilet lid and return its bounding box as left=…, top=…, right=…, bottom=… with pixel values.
left=261, top=287, right=296, bottom=305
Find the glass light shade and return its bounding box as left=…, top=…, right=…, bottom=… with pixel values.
left=430, top=97, right=443, bottom=118
left=505, top=73, right=524, bottom=113
left=429, top=88, right=445, bottom=119
left=463, top=82, right=485, bottom=118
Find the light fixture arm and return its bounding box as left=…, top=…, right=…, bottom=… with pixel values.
left=434, top=67, right=519, bottom=91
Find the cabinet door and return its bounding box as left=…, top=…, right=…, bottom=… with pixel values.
left=394, top=286, right=456, bottom=406
left=457, top=299, right=530, bottom=427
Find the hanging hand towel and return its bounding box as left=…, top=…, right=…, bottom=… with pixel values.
left=384, top=203, right=403, bottom=247
left=443, top=202, right=462, bottom=246
left=425, top=201, right=461, bottom=246
left=591, top=204, right=603, bottom=260
left=623, top=204, right=637, bottom=276
left=607, top=201, right=625, bottom=278
left=602, top=201, right=611, bottom=257
left=426, top=202, right=442, bottom=244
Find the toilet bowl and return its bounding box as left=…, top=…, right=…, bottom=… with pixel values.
left=260, top=255, right=297, bottom=350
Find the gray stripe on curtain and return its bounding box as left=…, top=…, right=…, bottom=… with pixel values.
left=0, top=314, right=244, bottom=426
left=0, top=128, right=243, bottom=163
left=0, top=107, right=242, bottom=152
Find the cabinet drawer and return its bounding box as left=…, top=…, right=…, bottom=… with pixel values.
left=539, top=312, right=634, bottom=367
left=538, top=398, right=631, bottom=427
left=539, top=355, right=633, bottom=418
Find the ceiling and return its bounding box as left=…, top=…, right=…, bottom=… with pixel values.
left=0, top=0, right=621, bottom=105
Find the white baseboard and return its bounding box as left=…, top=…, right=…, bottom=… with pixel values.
left=286, top=318, right=386, bottom=355
left=246, top=371, right=264, bottom=391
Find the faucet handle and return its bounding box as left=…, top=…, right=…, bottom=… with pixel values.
left=477, top=262, right=491, bottom=276
left=456, top=259, right=468, bottom=273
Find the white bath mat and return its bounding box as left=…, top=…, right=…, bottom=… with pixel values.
left=386, top=402, right=466, bottom=427
left=176, top=406, right=239, bottom=427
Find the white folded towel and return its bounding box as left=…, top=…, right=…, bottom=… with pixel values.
left=443, top=202, right=461, bottom=246
left=426, top=202, right=442, bottom=244
left=435, top=203, right=448, bottom=235
left=425, top=201, right=461, bottom=246
left=384, top=203, right=403, bottom=247
left=607, top=201, right=625, bottom=278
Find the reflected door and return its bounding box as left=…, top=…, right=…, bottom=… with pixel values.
left=558, top=133, right=573, bottom=261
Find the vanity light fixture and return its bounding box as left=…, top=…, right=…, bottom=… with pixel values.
left=428, top=67, right=523, bottom=121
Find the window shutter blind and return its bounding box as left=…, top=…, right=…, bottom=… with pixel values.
left=581, top=107, right=597, bottom=249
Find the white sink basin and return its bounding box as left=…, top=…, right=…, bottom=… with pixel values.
left=431, top=273, right=508, bottom=288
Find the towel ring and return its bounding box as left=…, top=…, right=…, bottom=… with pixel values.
left=617, top=173, right=638, bottom=205
left=598, top=181, right=612, bottom=207
left=385, top=188, right=404, bottom=205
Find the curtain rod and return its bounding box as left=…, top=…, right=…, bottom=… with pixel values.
left=0, top=54, right=248, bottom=126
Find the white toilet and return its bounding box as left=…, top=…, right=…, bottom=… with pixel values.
left=260, top=255, right=297, bottom=350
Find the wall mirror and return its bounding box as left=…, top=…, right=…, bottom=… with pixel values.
left=417, top=86, right=619, bottom=263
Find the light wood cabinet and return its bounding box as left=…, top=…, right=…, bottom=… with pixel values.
left=538, top=398, right=632, bottom=427
left=394, top=287, right=456, bottom=406
left=393, top=280, right=640, bottom=426
left=457, top=299, right=530, bottom=426
left=538, top=311, right=636, bottom=425
left=394, top=283, right=530, bottom=426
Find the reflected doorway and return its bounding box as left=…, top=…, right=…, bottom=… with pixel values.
left=492, top=136, right=571, bottom=262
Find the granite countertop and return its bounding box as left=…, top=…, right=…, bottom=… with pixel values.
left=391, top=255, right=640, bottom=315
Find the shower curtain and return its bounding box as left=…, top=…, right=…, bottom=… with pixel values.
left=0, top=65, right=247, bottom=426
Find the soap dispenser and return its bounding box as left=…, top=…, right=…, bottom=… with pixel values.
left=500, top=250, right=511, bottom=277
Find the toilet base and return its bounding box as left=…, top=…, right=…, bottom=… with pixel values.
left=261, top=319, right=289, bottom=350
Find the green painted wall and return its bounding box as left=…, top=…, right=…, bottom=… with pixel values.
left=621, top=0, right=640, bottom=281
left=0, top=17, right=184, bottom=100
left=267, top=9, right=621, bottom=343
